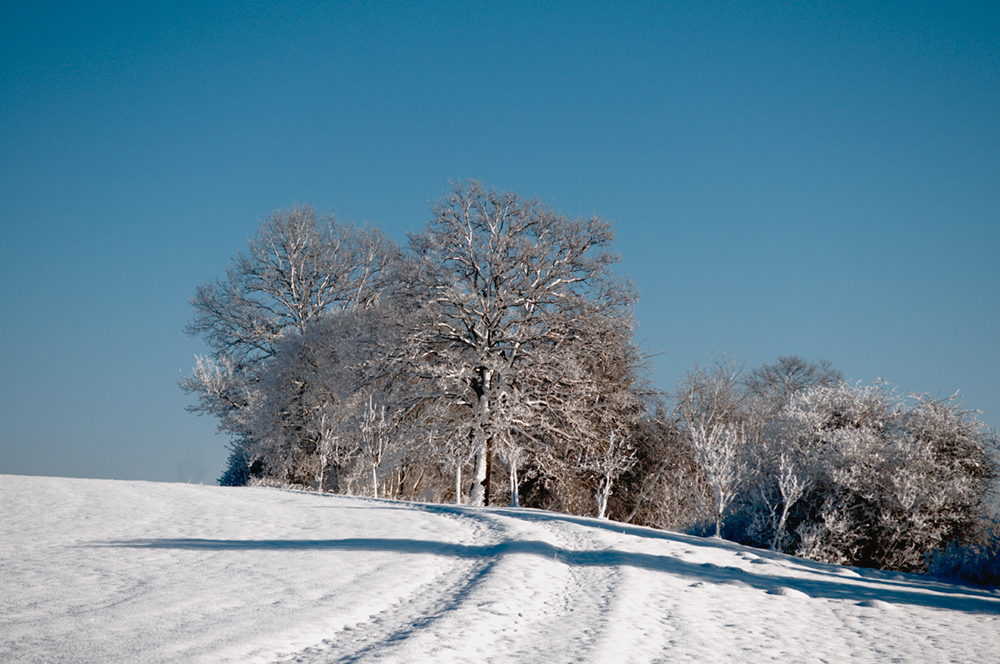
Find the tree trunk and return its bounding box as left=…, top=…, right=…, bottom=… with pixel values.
left=713, top=484, right=723, bottom=537
left=371, top=465, right=378, bottom=499
left=484, top=438, right=493, bottom=506
left=597, top=476, right=611, bottom=519
left=770, top=500, right=796, bottom=551
left=509, top=461, right=519, bottom=507
left=770, top=508, right=786, bottom=551
left=455, top=465, right=463, bottom=505
left=469, top=446, right=488, bottom=506
left=477, top=369, right=495, bottom=506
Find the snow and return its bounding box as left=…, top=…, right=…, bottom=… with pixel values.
left=3, top=475, right=999, bottom=663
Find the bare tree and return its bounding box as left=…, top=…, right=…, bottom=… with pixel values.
left=358, top=395, right=393, bottom=498
left=182, top=206, right=398, bottom=484
left=582, top=430, right=637, bottom=519
left=744, top=355, right=842, bottom=416
left=674, top=354, right=754, bottom=538
left=766, top=454, right=811, bottom=551
left=613, top=411, right=709, bottom=529
left=691, top=421, right=748, bottom=537
left=404, top=180, right=636, bottom=505
left=185, top=206, right=396, bottom=372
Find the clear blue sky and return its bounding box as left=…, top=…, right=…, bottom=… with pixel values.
left=2, top=1, right=997, bottom=483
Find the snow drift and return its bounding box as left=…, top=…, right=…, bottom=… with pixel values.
left=2, top=475, right=999, bottom=663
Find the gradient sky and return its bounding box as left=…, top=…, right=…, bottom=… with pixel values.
left=2, top=1, right=997, bottom=484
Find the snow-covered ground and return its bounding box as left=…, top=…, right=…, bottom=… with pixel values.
left=2, top=475, right=999, bottom=663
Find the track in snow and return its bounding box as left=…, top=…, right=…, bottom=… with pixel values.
left=3, top=475, right=1000, bottom=664
left=278, top=505, right=629, bottom=663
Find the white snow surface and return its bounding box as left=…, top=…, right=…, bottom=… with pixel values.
left=3, top=475, right=1000, bottom=663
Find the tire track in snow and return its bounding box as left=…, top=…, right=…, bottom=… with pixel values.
left=274, top=504, right=513, bottom=663
left=275, top=505, right=627, bottom=663
left=485, top=510, right=625, bottom=663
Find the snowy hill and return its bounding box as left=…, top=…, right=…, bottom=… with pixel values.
left=2, top=475, right=999, bottom=663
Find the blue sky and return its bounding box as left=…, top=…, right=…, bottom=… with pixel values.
left=2, top=1, right=997, bottom=483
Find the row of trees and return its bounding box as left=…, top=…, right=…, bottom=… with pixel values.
left=183, top=181, right=998, bottom=577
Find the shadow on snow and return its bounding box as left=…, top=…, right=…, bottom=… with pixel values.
left=95, top=535, right=1000, bottom=615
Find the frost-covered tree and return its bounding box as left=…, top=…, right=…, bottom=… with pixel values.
left=655, top=354, right=845, bottom=540
left=690, top=421, right=748, bottom=538
left=546, top=314, right=645, bottom=518
left=748, top=382, right=997, bottom=572
left=583, top=431, right=637, bottom=519
left=673, top=354, right=755, bottom=537
left=185, top=206, right=396, bottom=372
left=236, top=296, right=414, bottom=488
left=181, top=207, right=398, bottom=484
left=768, top=454, right=811, bottom=551
left=358, top=395, right=393, bottom=498
left=404, top=180, right=636, bottom=505
left=426, top=417, right=478, bottom=504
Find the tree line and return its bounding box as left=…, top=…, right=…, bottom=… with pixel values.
left=182, top=180, right=999, bottom=580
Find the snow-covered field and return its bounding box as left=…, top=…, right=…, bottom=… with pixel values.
left=2, top=475, right=999, bottom=663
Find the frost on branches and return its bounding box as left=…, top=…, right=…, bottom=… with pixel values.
left=401, top=180, right=641, bottom=507
left=661, top=356, right=996, bottom=573
left=740, top=382, right=996, bottom=572
left=183, top=181, right=649, bottom=514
